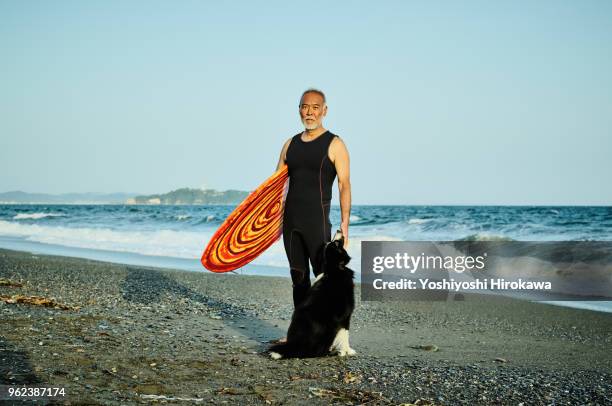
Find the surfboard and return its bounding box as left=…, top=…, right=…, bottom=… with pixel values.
left=201, top=165, right=289, bottom=272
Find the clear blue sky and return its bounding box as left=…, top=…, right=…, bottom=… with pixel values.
left=1, top=0, right=610, bottom=205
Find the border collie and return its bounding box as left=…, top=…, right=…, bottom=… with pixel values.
left=268, top=234, right=356, bottom=359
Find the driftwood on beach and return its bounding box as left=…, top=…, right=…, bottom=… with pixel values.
left=1, top=294, right=80, bottom=311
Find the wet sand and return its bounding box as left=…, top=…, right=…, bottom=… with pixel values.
left=1, top=248, right=611, bottom=405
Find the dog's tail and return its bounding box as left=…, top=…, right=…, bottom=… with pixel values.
left=268, top=341, right=302, bottom=360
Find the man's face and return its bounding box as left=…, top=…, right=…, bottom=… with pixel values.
left=299, top=92, right=327, bottom=130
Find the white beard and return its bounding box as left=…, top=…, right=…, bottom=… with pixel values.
left=302, top=119, right=319, bottom=130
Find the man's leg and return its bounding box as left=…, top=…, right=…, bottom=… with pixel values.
left=283, top=229, right=312, bottom=308
left=308, top=219, right=332, bottom=277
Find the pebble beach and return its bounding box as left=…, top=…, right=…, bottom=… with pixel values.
left=1, top=247, right=611, bottom=405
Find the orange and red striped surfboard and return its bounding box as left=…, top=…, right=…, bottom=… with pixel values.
left=201, top=165, right=289, bottom=272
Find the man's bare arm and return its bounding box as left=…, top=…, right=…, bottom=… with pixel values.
left=330, top=137, right=351, bottom=248
left=276, top=138, right=292, bottom=171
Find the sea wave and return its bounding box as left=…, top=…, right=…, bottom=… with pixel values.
left=195, top=215, right=217, bottom=225
left=0, top=220, right=292, bottom=268
left=0, top=220, right=207, bottom=259
left=458, top=233, right=515, bottom=241
left=407, top=218, right=431, bottom=225
left=13, top=212, right=65, bottom=220
left=1, top=203, right=611, bottom=271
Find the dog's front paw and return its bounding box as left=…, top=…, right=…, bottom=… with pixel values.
left=269, top=351, right=282, bottom=360
left=337, top=348, right=357, bottom=357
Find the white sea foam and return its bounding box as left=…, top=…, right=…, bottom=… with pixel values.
left=251, top=239, right=287, bottom=267
left=460, top=233, right=514, bottom=241
left=407, top=218, right=430, bottom=225
left=13, top=212, right=65, bottom=220
left=0, top=220, right=397, bottom=271
left=541, top=301, right=612, bottom=314
left=176, top=214, right=191, bottom=220
left=343, top=234, right=401, bottom=270
left=349, top=215, right=361, bottom=222
left=0, top=220, right=208, bottom=260
left=0, top=220, right=290, bottom=268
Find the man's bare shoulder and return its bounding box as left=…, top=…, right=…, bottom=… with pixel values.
left=330, top=135, right=348, bottom=153
left=328, top=135, right=349, bottom=164
left=330, top=134, right=345, bottom=145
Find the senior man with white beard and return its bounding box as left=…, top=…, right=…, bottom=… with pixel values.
left=274, top=89, right=352, bottom=328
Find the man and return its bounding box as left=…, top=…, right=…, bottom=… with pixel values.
left=276, top=89, right=352, bottom=309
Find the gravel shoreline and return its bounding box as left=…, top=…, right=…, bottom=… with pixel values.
left=1, top=248, right=611, bottom=405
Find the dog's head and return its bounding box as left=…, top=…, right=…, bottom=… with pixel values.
left=323, top=238, right=351, bottom=271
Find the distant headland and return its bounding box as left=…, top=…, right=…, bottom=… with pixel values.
left=126, top=188, right=248, bottom=205
left=0, top=189, right=248, bottom=205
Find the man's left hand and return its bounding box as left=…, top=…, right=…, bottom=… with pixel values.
left=341, top=223, right=349, bottom=249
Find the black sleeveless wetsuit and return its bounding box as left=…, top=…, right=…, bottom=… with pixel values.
left=283, top=130, right=338, bottom=307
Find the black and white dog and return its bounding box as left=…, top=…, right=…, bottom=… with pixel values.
left=269, top=233, right=356, bottom=359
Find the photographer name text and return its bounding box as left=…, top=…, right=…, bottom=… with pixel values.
left=372, top=278, right=552, bottom=291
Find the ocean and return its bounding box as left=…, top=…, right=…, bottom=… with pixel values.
left=1, top=204, right=611, bottom=312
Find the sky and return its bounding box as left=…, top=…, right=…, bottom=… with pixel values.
left=1, top=0, right=611, bottom=205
